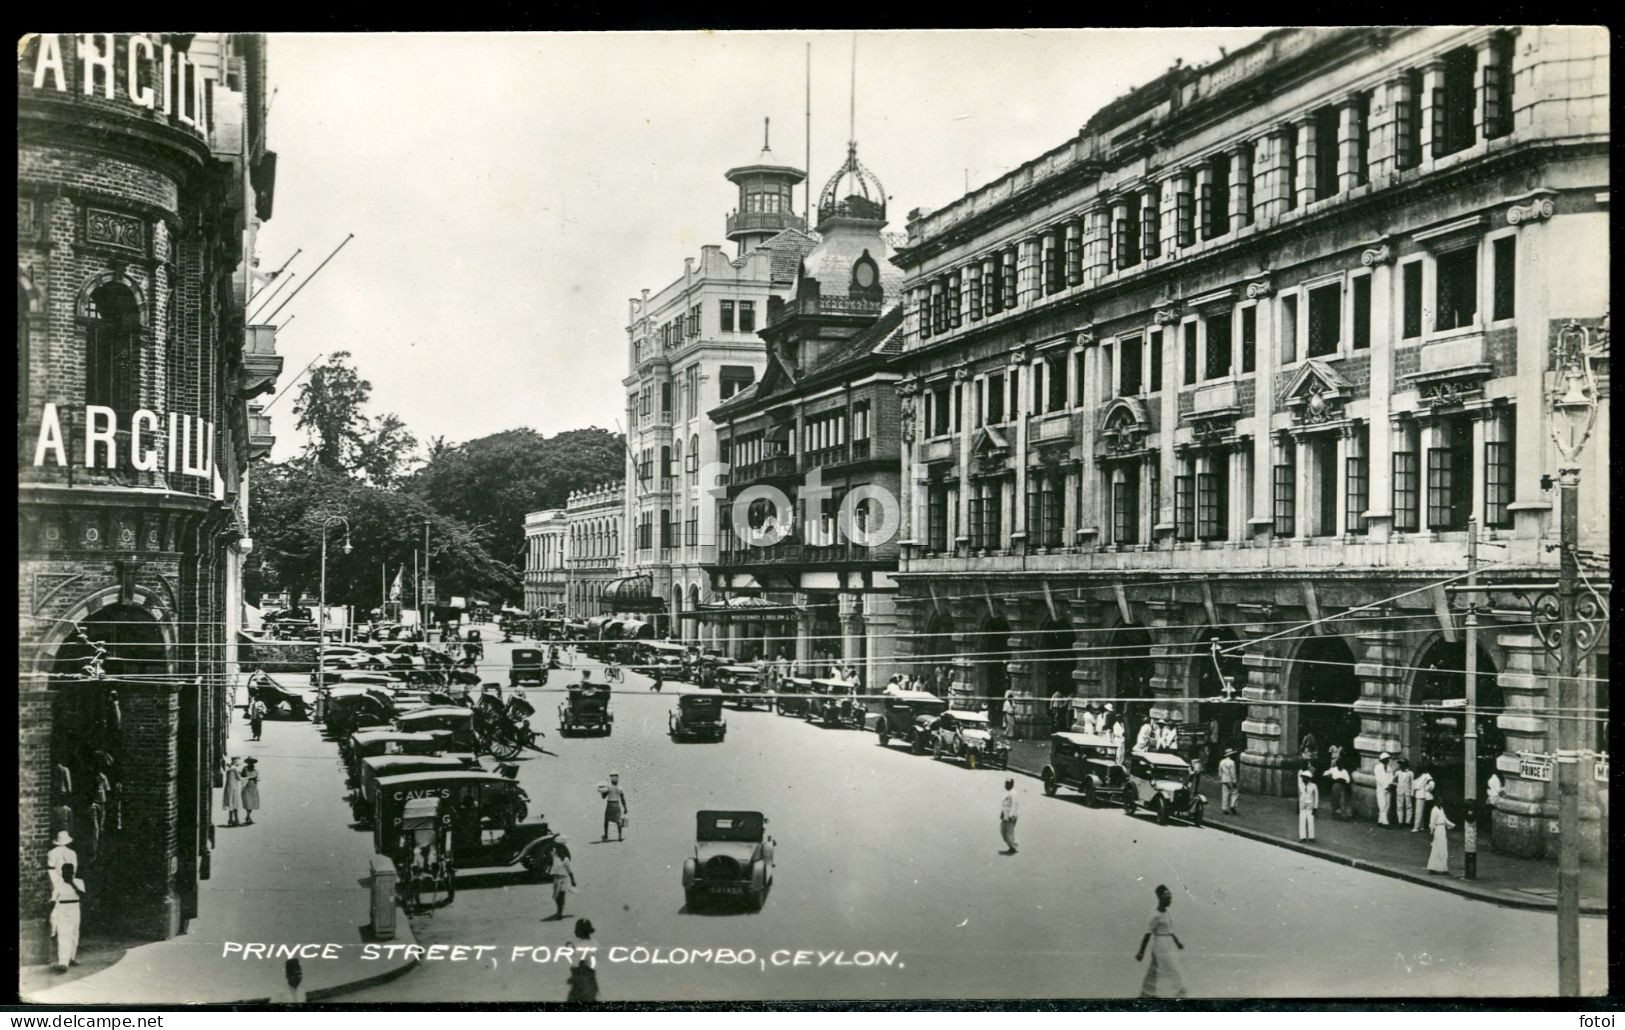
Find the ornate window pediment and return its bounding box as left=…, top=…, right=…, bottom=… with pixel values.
left=1281, top=359, right=1352, bottom=426
left=1097, top=397, right=1150, bottom=456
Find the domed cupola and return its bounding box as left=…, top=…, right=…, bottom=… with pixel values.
left=724, top=117, right=807, bottom=257
left=816, top=140, right=887, bottom=233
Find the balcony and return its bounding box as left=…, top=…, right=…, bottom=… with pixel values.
left=248, top=404, right=275, bottom=460
left=726, top=210, right=807, bottom=237
left=238, top=324, right=283, bottom=399
left=735, top=453, right=797, bottom=482
left=718, top=540, right=880, bottom=568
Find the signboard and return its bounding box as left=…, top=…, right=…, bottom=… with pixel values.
left=31, top=403, right=217, bottom=481
left=1518, top=753, right=1554, bottom=782
left=421, top=579, right=436, bottom=605
left=1176, top=725, right=1208, bottom=751
left=1594, top=754, right=1610, bottom=784
left=450, top=596, right=467, bottom=609
left=22, top=35, right=214, bottom=139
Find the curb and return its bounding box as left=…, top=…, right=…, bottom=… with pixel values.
left=1002, top=755, right=1604, bottom=916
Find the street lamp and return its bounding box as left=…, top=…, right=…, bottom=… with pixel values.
left=317, top=515, right=352, bottom=717
left=1543, top=317, right=1604, bottom=997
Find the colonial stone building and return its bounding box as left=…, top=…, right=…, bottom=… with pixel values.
left=521, top=508, right=567, bottom=613
left=701, top=141, right=907, bottom=687
left=564, top=482, right=624, bottom=619
left=18, top=33, right=283, bottom=957
left=621, top=135, right=817, bottom=639
left=889, top=26, right=1608, bottom=860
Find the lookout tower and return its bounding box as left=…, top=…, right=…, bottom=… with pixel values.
left=724, top=118, right=808, bottom=257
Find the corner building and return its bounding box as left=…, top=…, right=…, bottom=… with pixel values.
left=890, top=27, right=1608, bottom=860
left=522, top=508, right=567, bottom=613
left=565, top=483, right=625, bottom=619
left=18, top=34, right=283, bottom=956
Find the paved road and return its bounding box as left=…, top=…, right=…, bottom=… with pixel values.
left=345, top=633, right=1608, bottom=1002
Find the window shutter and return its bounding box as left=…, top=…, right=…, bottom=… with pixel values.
left=1114, top=218, right=1130, bottom=269
left=1482, top=61, right=1506, bottom=137
left=1176, top=191, right=1194, bottom=247
left=1430, top=86, right=1448, bottom=156
left=1199, top=181, right=1215, bottom=238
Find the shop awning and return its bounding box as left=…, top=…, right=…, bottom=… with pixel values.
left=599, top=575, right=666, bottom=612
left=679, top=594, right=804, bottom=620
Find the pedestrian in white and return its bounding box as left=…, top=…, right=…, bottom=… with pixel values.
left=1427, top=802, right=1457, bottom=874
left=1136, top=884, right=1187, bottom=998
left=223, top=756, right=243, bottom=827
left=1134, top=719, right=1156, bottom=753
left=47, top=829, right=77, bottom=886
left=549, top=838, right=577, bottom=920
left=1411, top=766, right=1436, bottom=832
left=1218, top=749, right=1241, bottom=815
left=999, top=778, right=1019, bottom=855
left=1394, top=758, right=1415, bottom=827
left=1373, top=752, right=1396, bottom=827
left=1297, top=768, right=1319, bottom=842
left=241, top=757, right=261, bottom=825
left=49, top=860, right=86, bottom=972
left=1158, top=721, right=1180, bottom=752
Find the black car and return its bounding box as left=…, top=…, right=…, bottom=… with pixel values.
left=875, top=690, right=948, bottom=750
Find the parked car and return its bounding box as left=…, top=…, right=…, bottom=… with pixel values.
left=775, top=676, right=815, bottom=718
left=716, top=665, right=765, bottom=709
left=371, top=769, right=554, bottom=879
left=557, top=685, right=613, bottom=737
left=681, top=810, right=774, bottom=912
left=875, top=690, right=948, bottom=751
left=1040, top=732, right=1134, bottom=808
left=924, top=710, right=1010, bottom=769
left=1125, top=750, right=1207, bottom=826
left=807, top=678, right=866, bottom=728
left=344, top=728, right=446, bottom=784
left=352, top=753, right=479, bottom=823
left=669, top=690, right=727, bottom=742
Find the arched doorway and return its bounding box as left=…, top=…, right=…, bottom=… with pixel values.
left=687, top=585, right=702, bottom=644
left=671, top=587, right=683, bottom=641
left=916, top=611, right=957, bottom=694
left=1411, top=638, right=1504, bottom=809
left=1105, top=625, right=1155, bottom=748
left=1032, top=618, right=1077, bottom=732
left=1288, top=635, right=1361, bottom=772
left=971, top=616, right=1013, bottom=726
left=1194, top=627, right=1249, bottom=773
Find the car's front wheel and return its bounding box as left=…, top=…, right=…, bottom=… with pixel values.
left=1156, top=799, right=1169, bottom=825
left=932, top=739, right=943, bottom=761
left=877, top=725, right=889, bottom=747
left=1042, top=769, right=1058, bottom=796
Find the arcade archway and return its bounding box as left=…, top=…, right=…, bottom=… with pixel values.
left=1410, top=638, right=1504, bottom=808
left=1104, top=624, right=1154, bottom=747
left=971, top=616, right=1013, bottom=726
left=1287, top=635, right=1361, bottom=771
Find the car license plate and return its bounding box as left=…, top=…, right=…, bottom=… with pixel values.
left=708, top=884, right=745, bottom=895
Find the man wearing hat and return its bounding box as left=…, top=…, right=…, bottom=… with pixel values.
left=47, top=828, right=77, bottom=888
left=1296, top=768, right=1319, bottom=842
left=1218, top=749, right=1241, bottom=815
left=1373, top=751, right=1396, bottom=827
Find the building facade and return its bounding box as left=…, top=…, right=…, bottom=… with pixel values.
left=521, top=508, right=567, bottom=613
left=890, top=26, right=1608, bottom=860
left=621, top=139, right=817, bottom=638
left=565, top=482, right=625, bottom=619
left=702, top=141, right=908, bottom=687
left=18, top=33, right=283, bottom=957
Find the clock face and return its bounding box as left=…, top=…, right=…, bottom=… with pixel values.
left=854, top=261, right=876, bottom=289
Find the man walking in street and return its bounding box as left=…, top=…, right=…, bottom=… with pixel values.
left=249, top=695, right=267, bottom=741
left=600, top=773, right=628, bottom=842
left=1218, top=749, right=1240, bottom=815
left=999, top=778, right=1019, bottom=855
left=1374, top=751, right=1396, bottom=827
left=1297, top=768, right=1319, bottom=842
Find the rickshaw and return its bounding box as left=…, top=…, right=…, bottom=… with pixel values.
left=464, top=630, right=485, bottom=664
left=352, top=753, right=481, bottom=823
left=810, top=678, right=867, bottom=729
left=372, top=770, right=556, bottom=881
left=397, top=797, right=455, bottom=912
left=669, top=690, right=727, bottom=742
left=473, top=689, right=544, bottom=759
left=247, top=676, right=310, bottom=720
left=510, top=649, right=548, bottom=689
left=775, top=676, right=815, bottom=718
left=345, top=728, right=445, bottom=784
left=716, top=665, right=765, bottom=710
left=557, top=684, right=613, bottom=737
left=395, top=706, right=479, bottom=752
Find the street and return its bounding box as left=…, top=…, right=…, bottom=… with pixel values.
left=340, top=633, right=1608, bottom=1002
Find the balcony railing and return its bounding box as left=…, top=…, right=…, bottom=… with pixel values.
left=718, top=540, right=879, bottom=567
left=726, top=211, right=807, bottom=236
left=735, top=453, right=797, bottom=481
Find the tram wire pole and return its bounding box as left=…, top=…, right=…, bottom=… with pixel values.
left=1555, top=467, right=1581, bottom=996
left=1463, top=518, right=1479, bottom=880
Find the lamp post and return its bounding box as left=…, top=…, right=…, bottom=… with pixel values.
left=317, top=515, right=353, bottom=718
left=1542, top=318, right=1603, bottom=997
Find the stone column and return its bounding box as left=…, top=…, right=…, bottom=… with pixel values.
left=1419, top=59, right=1446, bottom=167
left=1145, top=600, right=1193, bottom=726
left=1250, top=286, right=1276, bottom=541
left=1011, top=353, right=1031, bottom=551
left=794, top=609, right=814, bottom=674
left=1365, top=256, right=1395, bottom=541
left=1110, top=199, right=1131, bottom=270
left=864, top=593, right=897, bottom=691
left=1350, top=617, right=1408, bottom=818
left=1085, top=206, right=1110, bottom=285
left=1338, top=96, right=1362, bottom=193
left=1294, top=117, right=1316, bottom=210
left=1231, top=142, right=1254, bottom=232
left=956, top=371, right=973, bottom=552
left=1139, top=183, right=1161, bottom=261
left=1237, top=604, right=1290, bottom=796
left=1018, top=237, right=1040, bottom=306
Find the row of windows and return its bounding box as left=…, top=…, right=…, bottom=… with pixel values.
left=569, top=519, right=620, bottom=559
left=919, top=410, right=1513, bottom=553
left=908, top=34, right=1518, bottom=345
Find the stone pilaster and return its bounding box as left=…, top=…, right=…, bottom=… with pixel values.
left=1236, top=603, right=1291, bottom=796
left=1144, top=599, right=1194, bottom=726
left=1349, top=619, right=1408, bottom=818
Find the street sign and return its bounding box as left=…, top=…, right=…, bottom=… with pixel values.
left=1594, top=754, right=1610, bottom=784
left=1518, top=752, right=1555, bottom=782
left=422, top=578, right=437, bottom=605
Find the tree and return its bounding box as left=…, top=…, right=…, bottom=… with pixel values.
left=293, top=352, right=372, bottom=472
left=357, top=412, right=418, bottom=487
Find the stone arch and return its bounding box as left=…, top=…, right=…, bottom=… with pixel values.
left=1282, top=633, right=1362, bottom=771
left=75, top=270, right=149, bottom=325
left=1190, top=625, right=1249, bottom=772
left=1101, top=622, right=1155, bottom=746
left=29, top=586, right=178, bottom=678
left=971, top=614, right=1013, bottom=725
left=1032, top=616, right=1077, bottom=698
left=1405, top=634, right=1505, bottom=809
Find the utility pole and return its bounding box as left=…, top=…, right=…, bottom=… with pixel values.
left=1463, top=518, right=1479, bottom=880
left=1555, top=466, right=1581, bottom=996
left=423, top=521, right=432, bottom=633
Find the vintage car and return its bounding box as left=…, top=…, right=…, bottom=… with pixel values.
left=681, top=810, right=774, bottom=912
left=875, top=690, right=948, bottom=751
left=371, top=770, right=555, bottom=879
left=1040, top=732, right=1135, bottom=808
left=352, top=753, right=480, bottom=821
left=715, top=665, right=765, bottom=709
left=669, top=690, right=727, bottom=742
left=247, top=677, right=310, bottom=720
left=344, top=728, right=445, bottom=782
left=774, top=676, right=816, bottom=718
left=395, top=706, right=479, bottom=752
left=1123, top=750, right=1207, bottom=825
left=808, top=678, right=866, bottom=728
left=509, top=648, right=548, bottom=689
left=925, top=710, right=1011, bottom=769
left=634, top=640, right=690, bottom=681
left=323, top=686, right=398, bottom=738
left=557, top=685, right=613, bottom=737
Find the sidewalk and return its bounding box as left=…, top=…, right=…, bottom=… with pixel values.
left=1004, top=738, right=1608, bottom=915
left=20, top=689, right=417, bottom=1005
